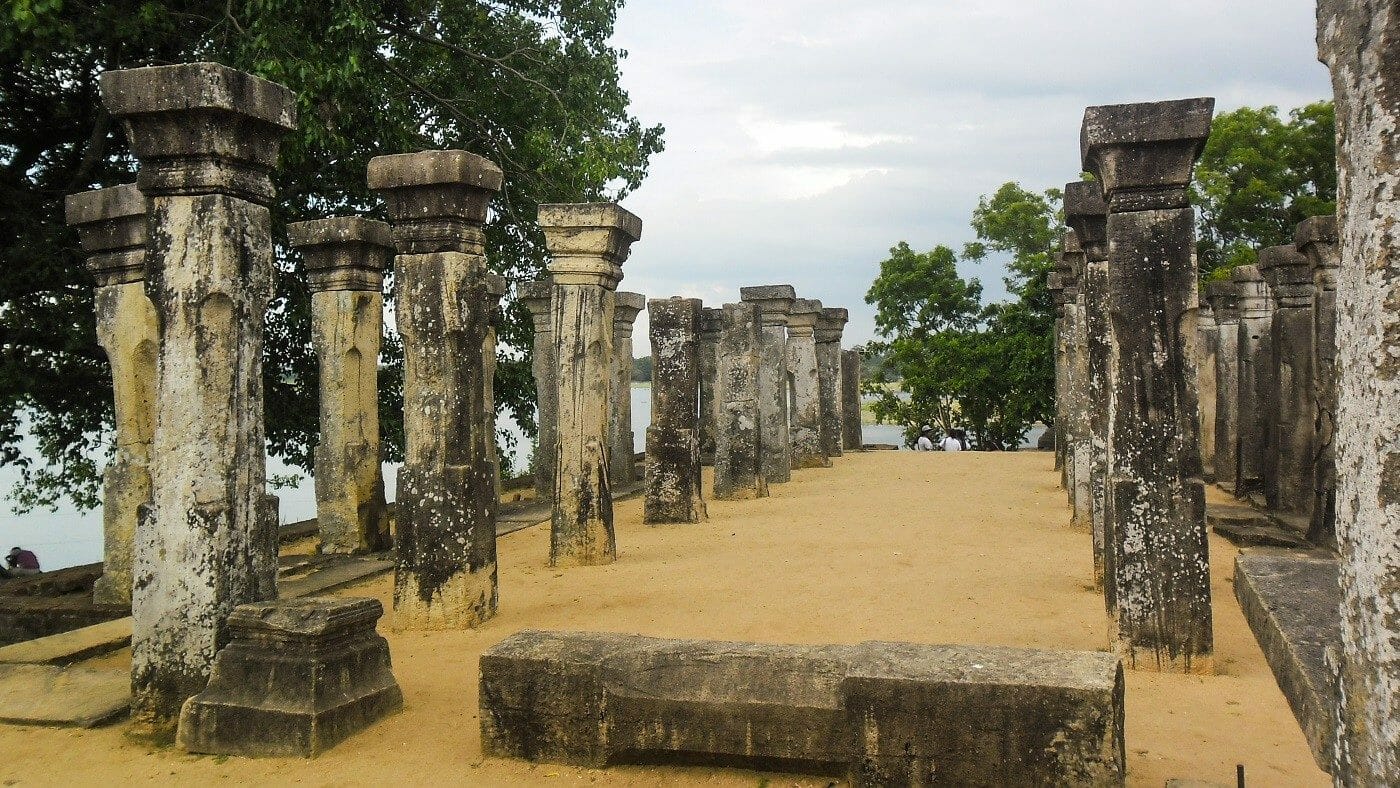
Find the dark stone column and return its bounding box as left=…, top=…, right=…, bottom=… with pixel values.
left=610, top=292, right=646, bottom=486
left=841, top=350, right=863, bottom=451
left=1049, top=270, right=1068, bottom=481
left=519, top=281, right=555, bottom=500
left=1204, top=281, right=1241, bottom=492
left=1196, top=301, right=1219, bottom=484
left=697, top=307, right=721, bottom=466
left=644, top=298, right=707, bottom=523
left=1232, top=264, right=1272, bottom=500
left=1082, top=97, right=1214, bottom=673
left=1258, top=244, right=1316, bottom=517
left=786, top=298, right=827, bottom=469
left=1295, top=216, right=1338, bottom=549
left=740, top=286, right=795, bottom=483
left=816, top=307, right=848, bottom=459
left=1062, top=233, right=1091, bottom=527
left=483, top=273, right=507, bottom=497
left=101, top=62, right=295, bottom=730
left=368, top=149, right=502, bottom=628
left=713, top=302, right=768, bottom=500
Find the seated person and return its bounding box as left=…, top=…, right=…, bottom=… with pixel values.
left=5, top=547, right=40, bottom=577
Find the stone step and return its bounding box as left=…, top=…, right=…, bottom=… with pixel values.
left=1208, top=503, right=1313, bottom=549
left=0, top=663, right=130, bottom=727
left=0, top=616, right=133, bottom=666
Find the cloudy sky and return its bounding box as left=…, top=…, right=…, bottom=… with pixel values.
left=608, top=0, right=1331, bottom=353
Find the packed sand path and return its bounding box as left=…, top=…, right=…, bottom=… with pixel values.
left=5, top=451, right=1325, bottom=786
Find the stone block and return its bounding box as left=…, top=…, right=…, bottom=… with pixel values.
left=178, top=597, right=403, bottom=758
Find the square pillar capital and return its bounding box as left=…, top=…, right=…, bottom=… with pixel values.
left=288, top=217, right=393, bottom=292
left=1080, top=98, right=1214, bottom=212
left=66, top=183, right=147, bottom=287
left=367, top=150, right=502, bottom=255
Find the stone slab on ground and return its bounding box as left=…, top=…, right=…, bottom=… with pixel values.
left=1208, top=503, right=1311, bottom=549
left=0, top=616, right=133, bottom=666
left=481, top=630, right=1125, bottom=786
left=1234, top=548, right=1339, bottom=773
left=0, top=664, right=130, bottom=727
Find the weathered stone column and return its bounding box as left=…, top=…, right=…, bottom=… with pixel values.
left=644, top=297, right=707, bottom=523
left=786, top=298, right=827, bottom=469
left=287, top=217, right=392, bottom=555
left=519, top=281, right=555, bottom=500
left=1065, top=180, right=1111, bottom=592
left=1259, top=244, right=1316, bottom=518
left=1233, top=264, right=1272, bottom=499
left=1295, top=216, right=1338, bottom=549
left=740, top=286, right=795, bottom=484
left=1204, top=281, right=1241, bottom=492
left=841, top=349, right=863, bottom=451
left=368, top=149, right=501, bottom=629
left=609, top=291, right=646, bottom=486
left=483, top=273, right=507, bottom=496
left=1062, top=234, right=1092, bottom=527
left=101, top=62, right=295, bottom=728
left=1318, top=5, right=1400, bottom=777
left=1195, top=301, right=1219, bottom=483
left=1048, top=270, right=1068, bottom=481
left=697, top=307, right=721, bottom=466
left=1082, top=97, right=1214, bottom=672
left=67, top=184, right=156, bottom=605
left=540, top=203, right=641, bottom=566
left=816, top=307, right=848, bottom=460
left=713, top=302, right=768, bottom=500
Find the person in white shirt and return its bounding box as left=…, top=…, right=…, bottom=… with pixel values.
left=940, top=432, right=962, bottom=452
left=914, top=425, right=935, bottom=451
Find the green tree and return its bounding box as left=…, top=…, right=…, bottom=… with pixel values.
left=1, top=0, right=664, bottom=510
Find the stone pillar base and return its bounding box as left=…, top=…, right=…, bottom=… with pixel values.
left=177, top=597, right=403, bottom=758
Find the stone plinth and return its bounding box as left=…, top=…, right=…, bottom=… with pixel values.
left=1295, top=216, right=1338, bottom=549
left=369, top=149, right=501, bottom=629
left=1196, top=302, right=1218, bottom=483
left=815, top=308, right=848, bottom=460
left=713, top=302, right=768, bottom=500
left=644, top=298, right=707, bottom=524
left=480, top=630, right=1125, bottom=786
left=740, top=285, right=796, bottom=483
left=1204, top=281, right=1241, bottom=490
left=519, top=281, right=555, bottom=500
left=1318, top=4, right=1400, bottom=777
left=101, top=62, right=295, bottom=730
left=177, top=597, right=403, bottom=757
left=841, top=350, right=863, bottom=451
left=1082, top=97, right=1214, bottom=673
left=1233, top=264, right=1272, bottom=498
left=1258, top=244, right=1316, bottom=517
left=609, top=292, right=646, bottom=485
left=287, top=217, right=392, bottom=555
left=66, top=183, right=156, bottom=606
left=697, top=307, right=721, bottom=466
left=540, top=203, right=641, bottom=566
left=786, top=298, right=827, bottom=469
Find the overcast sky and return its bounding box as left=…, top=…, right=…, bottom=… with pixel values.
left=608, top=0, right=1331, bottom=354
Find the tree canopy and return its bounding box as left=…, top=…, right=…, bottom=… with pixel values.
left=1, top=0, right=664, bottom=510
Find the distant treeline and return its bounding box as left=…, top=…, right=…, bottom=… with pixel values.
left=632, top=356, right=652, bottom=382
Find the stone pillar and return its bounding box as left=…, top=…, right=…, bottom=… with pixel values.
left=540, top=203, right=641, bottom=566
left=740, top=286, right=795, bottom=484
left=1295, top=216, right=1338, bottom=549
left=713, top=302, right=768, bottom=500
left=1048, top=270, right=1068, bottom=481
left=100, top=62, right=295, bottom=729
left=841, top=349, right=863, bottom=451
left=786, top=298, right=827, bottom=469
left=1258, top=244, right=1316, bottom=517
left=1318, top=5, right=1400, bottom=777
left=287, top=217, right=392, bottom=555
left=816, top=308, right=848, bottom=460
left=66, top=184, right=156, bottom=606
left=519, top=281, right=555, bottom=501
left=1195, top=301, right=1219, bottom=483
left=1062, top=234, right=1092, bottom=528
left=1233, top=264, right=1272, bottom=499
left=1081, top=97, right=1214, bottom=673
left=697, top=307, right=721, bottom=466
left=644, top=297, right=707, bottom=523
left=610, top=292, right=646, bottom=486
left=1065, top=180, right=1111, bottom=593
left=1204, top=281, right=1241, bottom=492
left=367, top=149, right=502, bottom=629
left=483, top=273, right=507, bottom=496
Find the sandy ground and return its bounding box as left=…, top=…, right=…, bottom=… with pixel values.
left=4, top=451, right=1326, bottom=787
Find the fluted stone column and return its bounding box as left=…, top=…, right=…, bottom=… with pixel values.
left=816, top=308, right=848, bottom=460
left=740, top=286, right=795, bottom=484
left=368, top=149, right=501, bottom=629
left=644, top=297, right=707, bottom=523
left=483, top=273, right=507, bottom=496
left=66, top=183, right=156, bottom=605
left=1233, top=264, right=1272, bottom=499
left=841, top=349, right=863, bottom=451
left=1204, top=281, right=1241, bottom=492
left=714, top=302, right=768, bottom=500
left=1082, top=97, right=1214, bottom=673
left=286, top=217, right=392, bottom=556
left=101, top=62, right=295, bottom=729
left=540, top=203, right=641, bottom=566
left=1258, top=244, right=1316, bottom=517
left=1318, top=6, right=1400, bottom=776
left=520, top=281, right=555, bottom=500
left=1296, top=216, right=1338, bottom=549
left=1063, top=233, right=1092, bottom=528
left=610, top=291, right=646, bottom=486
left=697, top=307, right=721, bottom=466
left=786, top=298, right=827, bottom=469
left=1065, top=180, right=1112, bottom=595
left=1195, top=302, right=1218, bottom=483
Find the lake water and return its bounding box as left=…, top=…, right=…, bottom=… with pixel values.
left=1, top=387, right=1044, bottom=570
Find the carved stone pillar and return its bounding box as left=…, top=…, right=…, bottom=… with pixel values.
left=483, top=273, right=506, bottom=496
left=1195, top=301, right=1218, bottom=484
left=816, top=307, right=848, bottom=460
left=1258, top=244, right=1316, bottom=517
left=1295, top=216, right=1338, bottom=549
left=713, top=302, right=768, bottom=500
left=1233, top=264, right=1272, bottom=499
left=1204, top=281, right=1241, bottom=492
left=786, top=298, right=827, bottom=469
left=697, top=307, right=721, bottom=466
left=644, top=297, right=707, bottom=523
left=841, top=350, right=863, bottom=451
left=609, top=292, right=646, bottom=486
left=740, top=286, right=795, bottom=484
left=519, top=281, right=555, bottom=500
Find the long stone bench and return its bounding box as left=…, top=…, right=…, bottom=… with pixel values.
left=480, top=631, right=1124, bottom=786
